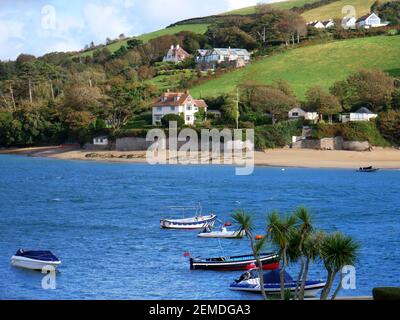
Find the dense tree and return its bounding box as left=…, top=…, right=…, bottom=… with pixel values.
left=374, top=0, right=400, bottom=26
left=206, top=26, right=258, bottom=50
left=306, top=86, right=342, bottom=123
left=377, top=110, right=400, bottom=145
left=330, top=70, right=395, bottom=113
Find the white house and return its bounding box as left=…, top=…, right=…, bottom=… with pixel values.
left=288, top=108, right=319, bottom=122
left=308, top=19, right=335, bottom=29
left=93, top=136, right=109, bottom=146
left=163, top=45, right=191, bottom=64
left=356, top=13, right=389, bottom=29
left=152, top=90, right=208, bottom=126
left=342, top=16, right=357, bottom=29
left=196, top=48, right=251, bottom=69
left=340, top=107, right=378, bottom=123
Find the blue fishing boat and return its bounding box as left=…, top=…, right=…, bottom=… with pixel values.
left=11, top=249, right=61, bottom=271
left=230, top=269, right=325, bottom=298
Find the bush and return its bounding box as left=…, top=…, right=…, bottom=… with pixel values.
left=255, top=121, right=303, bottom=150
left=373, top=287, right=400, bottom=300
left=312, top=122, right=389, bottom=147
left=161, top=114, right=185, bottom=128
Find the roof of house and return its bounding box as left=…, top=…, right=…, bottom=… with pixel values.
left=165, top=45, right=190, bottom=60
left=153, top=91, right=191, bottom=107
left=356, top=13, right=378, bottom=23
left=355, top=107, right=375, bottom=114
left=194, top=99, right=208, bottom=109
left=212, top=48, right=250, bottom=57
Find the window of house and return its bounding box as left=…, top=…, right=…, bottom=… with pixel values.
left=157, top=107, right=162, bottom=111
left=292, top=112, right=299, bottom=117
left=186, top=116, right=191, bottom=121
left=171, top=106, right=176, bottom=111
left=187, top=105, right=192, bottom=110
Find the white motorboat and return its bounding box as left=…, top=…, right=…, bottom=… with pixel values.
left=11, top=249, right=61, bottom=271
left=160, top=205, right=217, bottom=230
left=198, top=226, right=245, bottom=239
left=230, top=269, right=325, bottom=298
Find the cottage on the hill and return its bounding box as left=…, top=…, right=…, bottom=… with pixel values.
left=340, top=107, right=378, bottom=123
left=163, top=45, right=191, bottom=64
left=288, top=108, right=319, bottom=122
left=356, top=13, right=389, bottom=29
left=152, top=90, right=208, bottom=126
left=342, top=16, right=357, bottom=29
left=308, top=19, right=335, bottom=29
left=196, top=48, right=251, bottom=70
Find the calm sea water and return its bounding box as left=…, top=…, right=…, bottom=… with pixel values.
left=0, top=154, right=399, bottom=300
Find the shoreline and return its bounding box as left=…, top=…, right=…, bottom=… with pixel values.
left=2, top=146, right=400, bottom=169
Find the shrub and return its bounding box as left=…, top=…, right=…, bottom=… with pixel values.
left=373, top=287, right=400, bottom=300
left=161, top=114, right=185, bottom=128
left=312, top=122, right=389, bottom=146
left=255, top=121, right=303, bottom=150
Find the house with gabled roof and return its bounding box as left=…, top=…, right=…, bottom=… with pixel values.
left=196, top=48, right=251, bottom=70
left=340, top=107, right=378, bottom=123
left=152, top=90, right=208, bottom=126
left=356, top=13, right=389, bottom=29
left=288, top=107, right=319, bottom=122
left=342, top=16, right=357, bottom=29
left=308, top=19, right=335, bottom=29
left=163, top=45, right=191, bottom=64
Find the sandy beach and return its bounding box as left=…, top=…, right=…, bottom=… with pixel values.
left=2, top=146, right=400, bottom=169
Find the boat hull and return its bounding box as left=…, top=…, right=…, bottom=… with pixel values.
left=161, top=215, right=216, bottom=230
left=197, top=230, right=245, bottom=239
left=230, top=281, right=326, bottom=298
left=190, top=253, right=279, bottom=271
left=11, top=256, right=61, bottom=271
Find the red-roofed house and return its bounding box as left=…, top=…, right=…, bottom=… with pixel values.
left=163, top=45, right=191, bottom=64
left=152, top=90, right=208, bottom=125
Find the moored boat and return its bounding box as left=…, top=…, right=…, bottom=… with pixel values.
left=160, top=205, right=217, bottom=230
left=161, top=215, right=217, bottom=229
left=11, top=249, right=61, bottom=271
left=230, top=269, right=325, bottom=298
left=357, top=166, right=379, bottom=173
left=197, top=226, right=245, bottom=239
left=190, top=253, right=279, bottom=271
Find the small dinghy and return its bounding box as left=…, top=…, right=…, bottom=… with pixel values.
left=190, top=253, right=279, bottom=271
left=230, top=269, right=325, bottom=298
left=357, top=166, right=379, bottom=173
left=11, top=249, right=61, bottom=271
left=160, top=205, right=217, bottom=230
left=198, top=226, right=245, bottom=239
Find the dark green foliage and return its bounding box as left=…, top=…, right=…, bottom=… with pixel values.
left=374, top=1, right=400, bottom=26
left=313, top=122, right=389, bottom=146
left=373, top=287, right=400, bottom=300
left=161, top=114, right=185, bottom=128
left=254, top=120, right=303, bottom=149
left=377, top=110, right=400, bottom=145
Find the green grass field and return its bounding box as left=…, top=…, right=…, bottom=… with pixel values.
left=189, top=35, right=400, bottom=100
left=223, top=0, right=319, bottom=15
left=78, top=24, right=209, bottom=57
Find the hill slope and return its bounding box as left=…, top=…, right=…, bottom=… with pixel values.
left=78, top=24, right=209, bottom=57
left=190, top=35, right=400, bottom=99
left=223, top=0, right=319, bottom=15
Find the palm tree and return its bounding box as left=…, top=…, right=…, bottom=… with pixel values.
left=320, top=232, right=359, bottom=300
left=293, top=207, right=313, bottom=299
left=299, top=230, right=325, bottom=300
left=232, top=210, right=268, bottom=300
left=267, top=211, right=298, bottom=300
